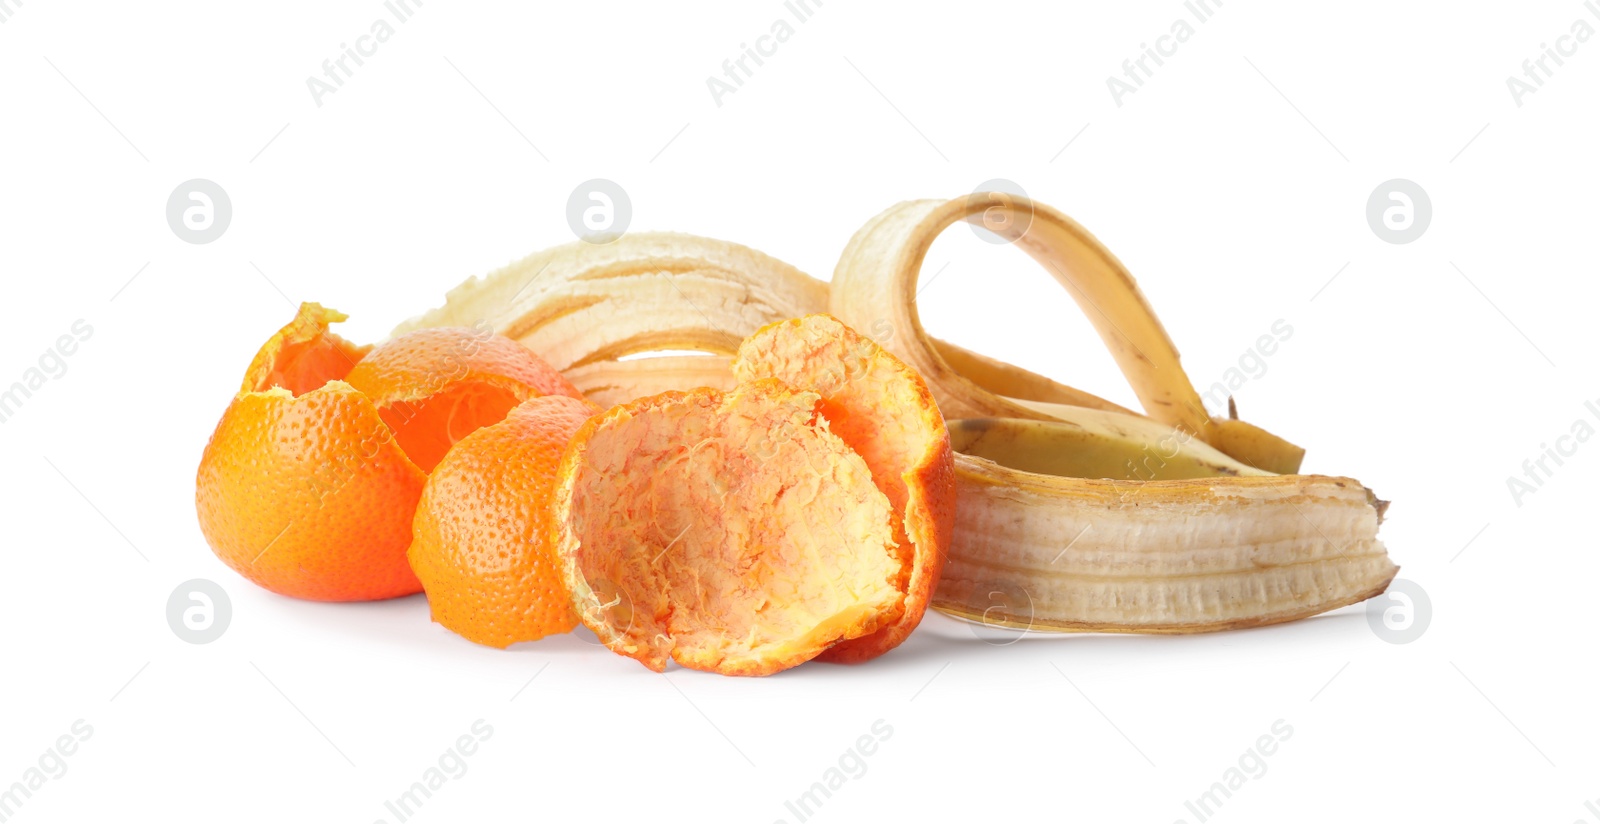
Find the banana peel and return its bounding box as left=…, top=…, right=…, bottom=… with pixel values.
left=403, top=195, right=1398, bottom=640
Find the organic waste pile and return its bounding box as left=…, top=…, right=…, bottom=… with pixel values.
left=195, top=193, right=1398, bottom=676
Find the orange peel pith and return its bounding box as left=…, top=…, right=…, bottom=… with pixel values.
left=239, top=302, right=371, bottom=396
left=196, top=302, right=582, bottom=602
left=553, top=381, right=902, bottom=676
left=409, top=394, right=598, bottom=647
left=734, top=314, right=956, bottom=663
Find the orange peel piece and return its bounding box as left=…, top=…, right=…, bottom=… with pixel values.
left=346, top=326, right=585, bottom=472
left=239, top=302, right=371, bottom=395
left=734, top=314, right=956, bottom=663
left=409, top=395, right=598, bottom=647
left=553, top=381, right=902, bottom=676
left=196, top=302, right=581, bottom=602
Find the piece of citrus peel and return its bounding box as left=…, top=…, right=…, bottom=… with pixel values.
left=554, top=381, right=903, bottom=676
left=195, top=302, right=584, bottom=602
left=344, top=327, right=584, bottom=473
left=409, top=395, right=598, bottom=647
left=732, top=314, right=956, bottom=663
left=552, top=315, right=953, bottom=675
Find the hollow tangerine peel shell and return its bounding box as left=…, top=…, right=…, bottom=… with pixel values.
left=733, top=314, right=956, bottom=664
left=199, top=303, right=426, bottom=601
left=409, top=395, right=599, bottom=647
left=553, top=381, right=902, bottom=676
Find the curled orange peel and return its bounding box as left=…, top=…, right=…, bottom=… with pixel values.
left=553, top=380, right=904, bottom=676
left=733, top=314, right=956, bottom=664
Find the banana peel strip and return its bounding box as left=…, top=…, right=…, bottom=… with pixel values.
left=830, top=194, right=1305, bottom=475
left=394, top=232, right=830, bottom=402
left=942, top=417, right=1396, bottom=632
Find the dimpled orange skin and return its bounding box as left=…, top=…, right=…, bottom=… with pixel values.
left=409, top=395, right=598, bottom=648
left=197, top=304, right=428, bottom=601
left=734, top=314, right=957, bottom=664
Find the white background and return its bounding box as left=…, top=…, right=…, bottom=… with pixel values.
left=1, top=1, right=1595, bottom=821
